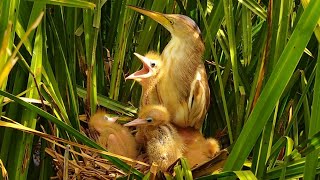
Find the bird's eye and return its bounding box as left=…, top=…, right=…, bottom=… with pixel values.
left=150, top=62, right=156, bottom=68
left=169, top=20, right=174, bottom=25
left=146, top=117, right=153, bottom=123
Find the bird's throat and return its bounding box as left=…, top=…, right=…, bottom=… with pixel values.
left=161, top=36, right=204, bottom=97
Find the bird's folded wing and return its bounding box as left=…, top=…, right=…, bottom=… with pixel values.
left=188, top=64, right=210, bottom=129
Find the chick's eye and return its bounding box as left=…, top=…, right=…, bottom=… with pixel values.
left=150, top=62, right=156, bottom=68
left=146, top=117, right=153, bottom=123
left=169, top=20, right=174, bottom=25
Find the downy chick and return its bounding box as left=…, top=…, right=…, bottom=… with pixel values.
left=126, top=52, right=163, bottom=144
left=177, top=127, right=220, bottom=168
left=124, top=105, right=184, bottom=171
left=89, top=111, right=138, bottom=159
left=126, top=51, right=217, bottom=166
left=126, top=51, right=162, bottom=106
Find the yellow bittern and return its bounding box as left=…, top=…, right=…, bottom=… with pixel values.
left=89, top=111, right=138, bottom=159
left=124, top=105, right=184, bottom=171
left=128, top=6, right=210, bottom=130
left=126, top=51, right=163, bottom=106
left=177, top=127, right=220, bottom=168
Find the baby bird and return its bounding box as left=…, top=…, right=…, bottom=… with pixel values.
left=124, top=105, right=184, bottom=171
left=126, top=52, right=163, bottom=144
left=176, top=127, right=220, bottom=168
left=89, top=111, right=138, bottom=159
left=126, top=51, right=162, bottom=106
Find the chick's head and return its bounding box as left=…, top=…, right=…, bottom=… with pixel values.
left=126, top=52, right=162, bottom=83
left=124, top=105, right=170, bottom=127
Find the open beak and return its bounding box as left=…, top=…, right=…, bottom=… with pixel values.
left=128, top=5, right=171, bottom=29
left=126, top=52, right=154, bottom=80
left=124, top=118, right=148, bottom=127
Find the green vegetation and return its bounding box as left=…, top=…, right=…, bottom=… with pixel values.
left=0, top=0, right=320, bottom=179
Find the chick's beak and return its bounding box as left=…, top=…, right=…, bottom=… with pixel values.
left=126, top=52, right=154, bottom=80
left=128, top=5, right=171, bottom=29
left=124, top=118, right=148, bottom=127
left=104, top=116, right=118, bottom=123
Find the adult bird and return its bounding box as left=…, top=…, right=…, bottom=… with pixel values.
left=89, top=111, right=138, bottom=159
left=124, top=105, right=184, bottom=171
left=128, top=6, right=210, bottom=130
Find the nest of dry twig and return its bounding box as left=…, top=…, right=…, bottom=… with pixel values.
left=45, top=124, right=151, bottom=180
left=43, top=116, right=228, bottom=179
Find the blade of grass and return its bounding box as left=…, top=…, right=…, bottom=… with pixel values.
left=83, top=6, right=96, bottom=114
left=298, top=129, right=320, bottom=157
left=15, top=19, right=32, bottom=54
left=203, top=0, right=224, bottom=59
left=109, top=0, right=139, bottom=100
left=266, top=156, right=320, bottom=179
left=223, top=0, right=320, bottom=171
left=279, top=137, right=294, bottom=180
left=195, top=170, right=257, bottom=180
left=301, top=0, right=320, bottom=42
left=0, top=0, right=21, bottom=113
left=48, top=13, right=80, bottom=130
left=196, top=0, right=232, bottom=143
left=7, top=20, right=43, bottom=179
left=284, top=67, right=316, bottom=135
left=0, top=12, right=44, bottom=87
left=241, top=5, right=252, bottom=66
left=28, top=0, right=95, bottom=9
left=0, top=68, right=28, bottom=166
left=0, top=90, right=143, bottom=178
left=77, top=86, right=137, bottom=116
left=238, top=0, right=267, bottom=20
left=300, top=71, right=311, bottom=137
left=25, top=2, right=46, bottom=40
left=303, top=43, right=320, bottom=179
left=0, top=120, right=149, bottom=167
left=223, top=0, right=241, bottom=124
left=254, top=103, right=278, bottom=178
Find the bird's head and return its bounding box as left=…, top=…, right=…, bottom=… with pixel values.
left=128, top=5, right=202, bottom=40
left=126, top=52, right=162, bottom=82
left=89, top=110, right=119, bottom=134
left=124, top=105, right=170, bottom=127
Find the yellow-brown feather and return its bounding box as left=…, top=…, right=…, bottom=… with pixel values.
left=130, top=105, right=184, bottom=171
left=89, top=111, right=138, bottom=159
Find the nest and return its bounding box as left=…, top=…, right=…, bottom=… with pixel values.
left=43, top=120, right=228, bottom=179
left=44, top=126, right=151, bottom=179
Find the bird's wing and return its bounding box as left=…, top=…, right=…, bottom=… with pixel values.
left=188, top=64, right=210, bottom=129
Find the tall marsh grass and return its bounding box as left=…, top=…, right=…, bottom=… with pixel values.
left=0, top=0, right=320, bottom=179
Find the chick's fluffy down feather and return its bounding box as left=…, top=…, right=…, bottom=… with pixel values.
left=89, top=111, right=138, bottom=159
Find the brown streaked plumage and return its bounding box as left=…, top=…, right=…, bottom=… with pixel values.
left=128, top=6, right=210, bottom=130
left=89, top=111, right=138, bottom=159
left=124, top=105, right=184, bottom=171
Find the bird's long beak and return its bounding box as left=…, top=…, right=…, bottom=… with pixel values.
left=126, top=53, right=154, bottom=80
left=128, top=5, right=171, bottom=28
left=124, top=118, right=147, bottom=127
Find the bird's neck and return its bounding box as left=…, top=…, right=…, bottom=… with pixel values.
left=140, top=76, right=162, bottom=106
left=163, top=35, right=204, bottom=71
left=143, top=123, right=175, bottom=139
left=161, top=35, right=205, bottom=99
